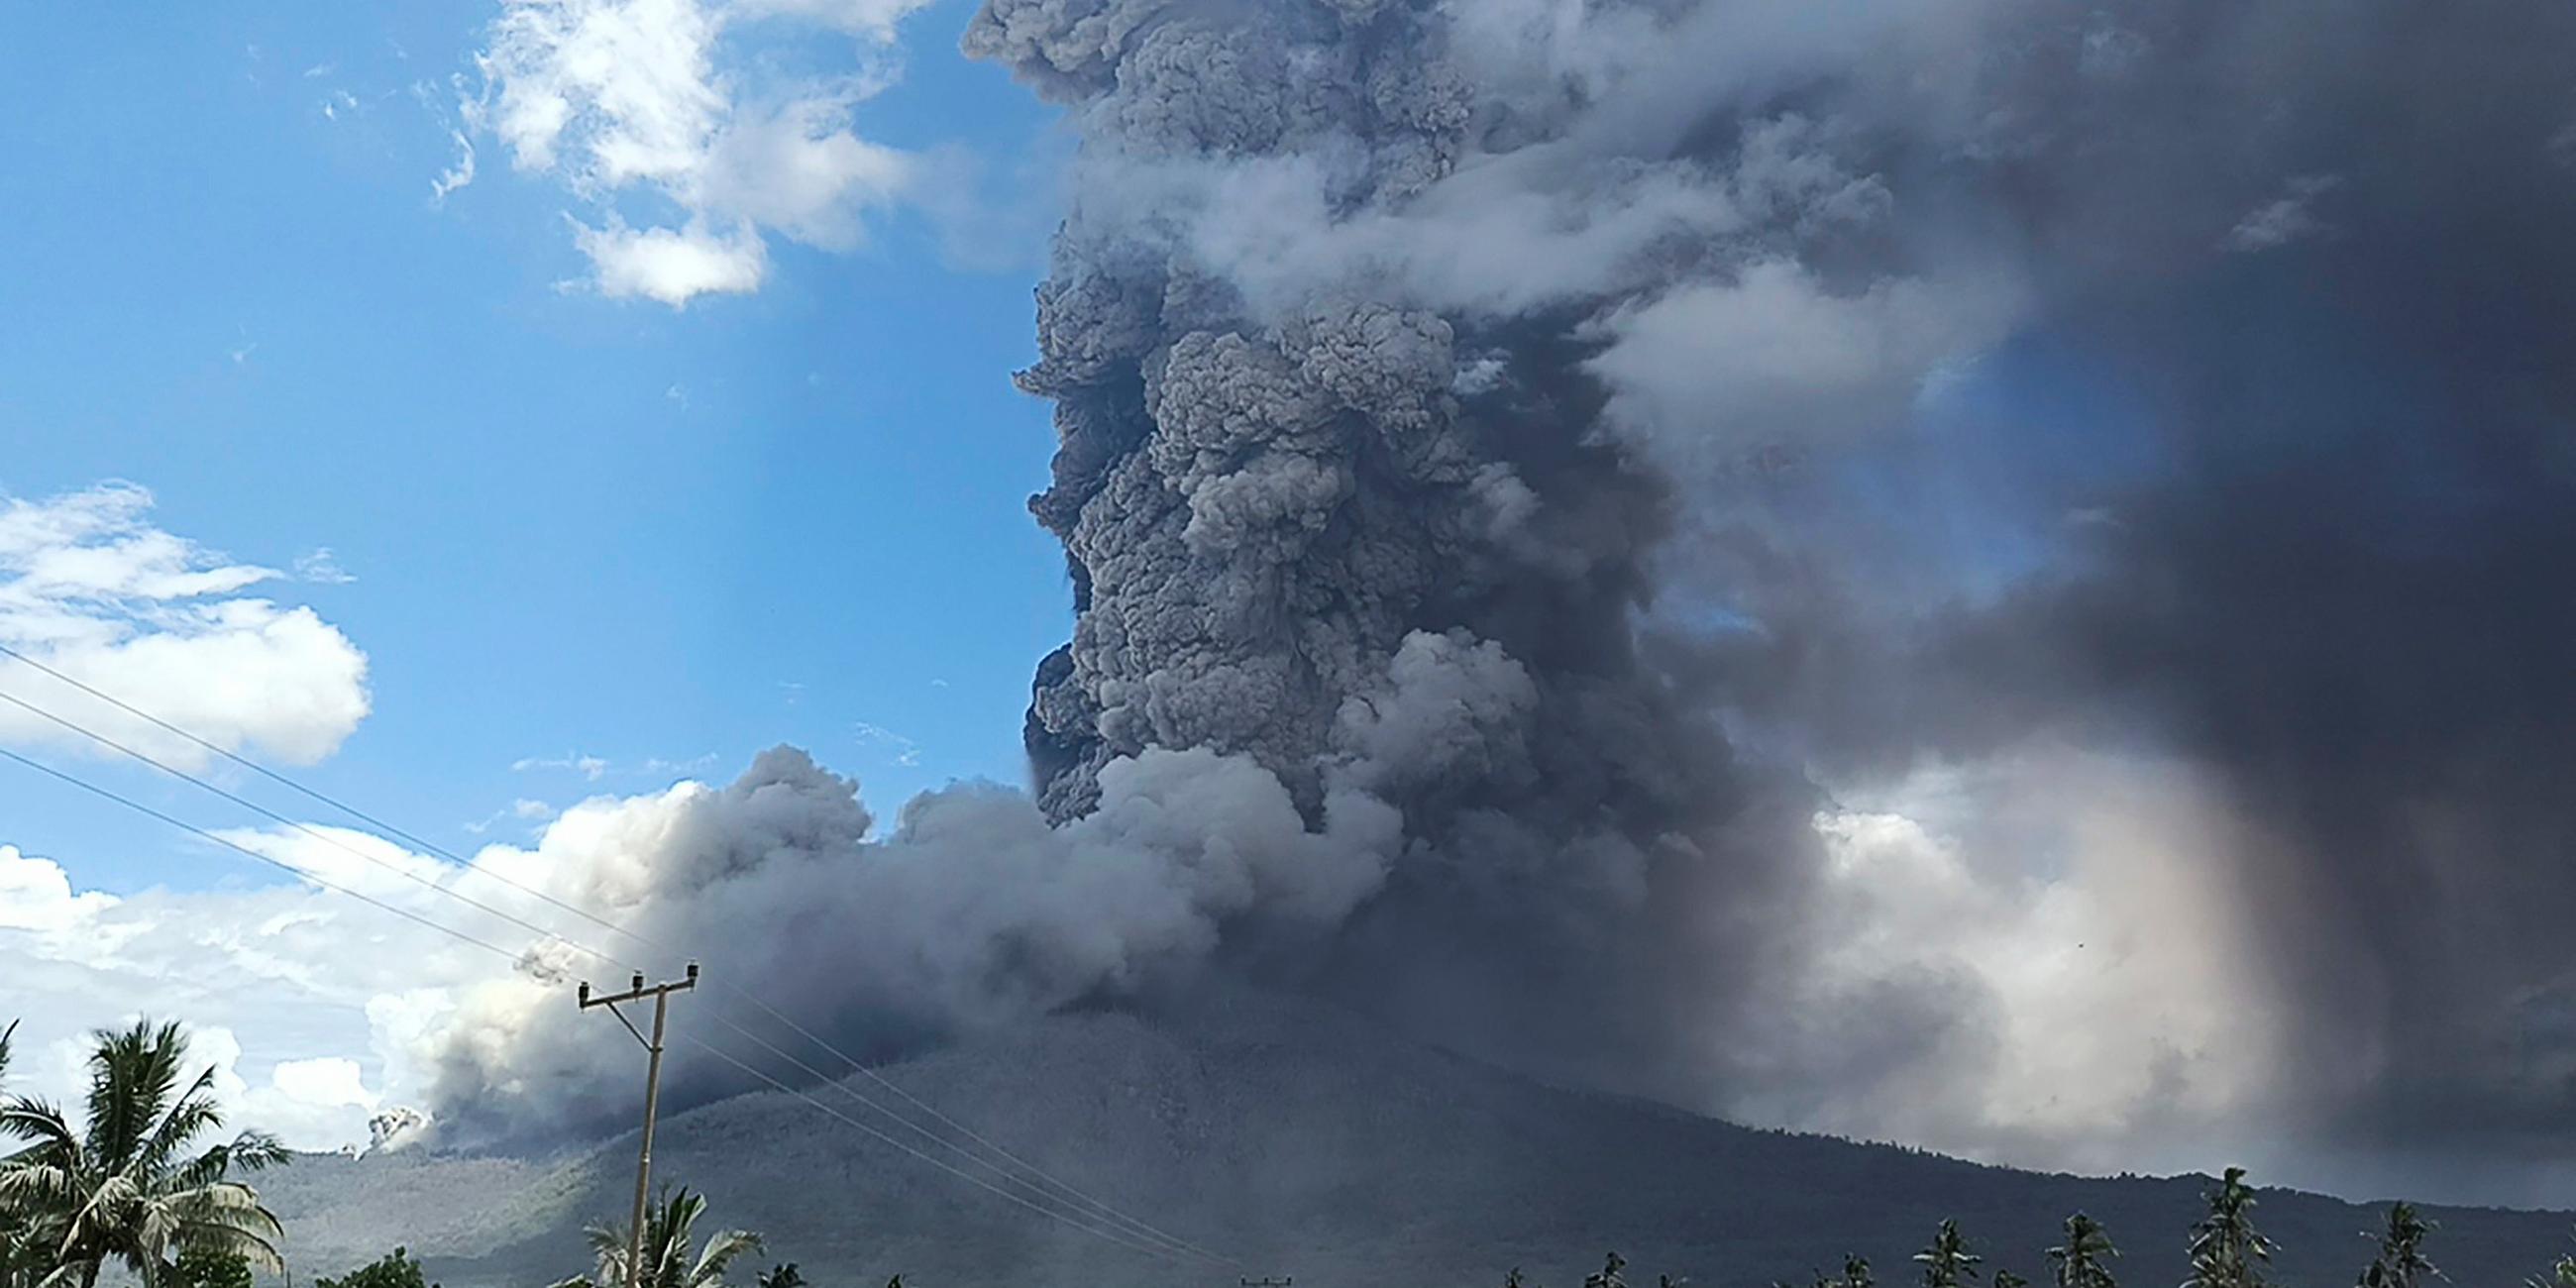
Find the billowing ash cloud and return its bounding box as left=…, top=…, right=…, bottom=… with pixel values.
left=420, top=0, right=2576, bottom=1198
left=418, top=745, right=1397, bottom=1144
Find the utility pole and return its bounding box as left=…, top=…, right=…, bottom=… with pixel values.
left=582, top=963, right=699, bottom=1288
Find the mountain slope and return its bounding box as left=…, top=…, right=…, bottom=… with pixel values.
left=260, top=995, right=2575, bottom=1287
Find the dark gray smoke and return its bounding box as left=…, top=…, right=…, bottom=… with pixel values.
left=960, top=0, right=2576, bottom=1201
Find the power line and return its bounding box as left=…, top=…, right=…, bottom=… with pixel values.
left=680, top=1034, right=1200, bottom=1267
left=0, top=642, right=656, bottom=953
left=693, top=1009, right=1238, bottom=1269
left=0, top=686, right=608, bottom=962
left=0, top=738, right=1204, bottom=1270
left=0, top=745, right=526, bottom=964
left=729, top=997, right=1234, bottom=1265
left=0, top=651, right=1228, bottom=1265
left=0, top=662, right=1234, bottom=1266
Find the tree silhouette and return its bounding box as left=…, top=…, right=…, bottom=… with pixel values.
left=2050, top=1213, right=2119, bottom=1288
left=1916, top=1220, right=1983, bottom=1288
left=2357, top=1203, right=2439, bottom=1288
left=2186, top=1168, right=2277, bottom=1288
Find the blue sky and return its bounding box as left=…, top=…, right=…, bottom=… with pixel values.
left=0, top=0, right=1071, bottom=896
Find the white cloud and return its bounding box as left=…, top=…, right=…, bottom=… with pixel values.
left=0, top=483, right=372, bottom=771
left=0, top=841, right=491, bottom=1150
left=0, top=844, right=119, bottom=933
left=212, top=823, right=460, bottom=903
left=572, top=217, right=768, bottom=305
left=466, top=0, right=932, bottom=305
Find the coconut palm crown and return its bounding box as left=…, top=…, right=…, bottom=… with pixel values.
left=557, top=1188, right=762, bottom=1288
left=0, top=1020, right=288, bottom=1288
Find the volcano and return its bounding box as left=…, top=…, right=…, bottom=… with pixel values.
left=261, top=993, right=2575, bottom=1288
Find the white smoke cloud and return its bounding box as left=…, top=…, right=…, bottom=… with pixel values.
left=1756, top=748, right=2288, bottom=1176
left=465, top=0, right=929, bottom=305
left=0, top=483, right=372, bottom=771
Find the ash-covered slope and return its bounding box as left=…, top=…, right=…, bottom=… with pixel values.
left=264, top=995, right=2574, bottom=1287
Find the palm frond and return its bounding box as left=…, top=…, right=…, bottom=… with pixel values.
left=691, top=1231, right=763, bottom=1288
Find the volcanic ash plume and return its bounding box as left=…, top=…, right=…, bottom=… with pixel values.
left=959, top=0, right=2576, bottom=1195
left=420, top=0, right=2576, bottom=1196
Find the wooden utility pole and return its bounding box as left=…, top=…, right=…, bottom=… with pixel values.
left=581, top=963, right=699, bottom=1288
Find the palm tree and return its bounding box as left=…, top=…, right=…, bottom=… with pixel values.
left=556, top=1188, right=761, bottom=1288
left=754, top=1265, right=803, bottom=1288
left=2357, top=1203, right=2438, bottom=1288
left=1584, top=1252, right=1628, bottom=1288
left=2186, top=1167, right=2276, bottom=1288
left=2050, top=1213, right=2119, bottom=1288
left=1, top=1021, right=39, bottom=1288
left=1844, top=1255, right=1877, bottom=1288
left=2529, top=1251, right=2576, bottom=1288
left=0, top=1020, right=287, bottom=1288
left=2525, top=1228, right=2576, bottom=1288
left=1997, top=1273, right=2030, bottom=1288
left=1917, top=1220, right=1983, bottom=1288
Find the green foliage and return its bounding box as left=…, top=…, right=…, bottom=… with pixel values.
left=1996, top=1272, right=2029, bottom=1288
left=2357, top=1203, right=2438, bottom=1288
left=314, top=1247, right=437, bottom=1288
left=2186, top=1168, right=2277, bottom=1288
left=754, top=1265, right=803, bottom=1288
left=553, top=1187, right=761, bottom=1288
left=1584, top=1251, right=1628, bottom=1288
left=1844, top=1254, right=1877, bottom=1288
left=0, top=1019, right=289, bottom=1288
left=166, top=1247, right=253, bottom=1288
left=1916, top=1220, right=1983, bottom=1288
left=2050, top=1213, right=2119, bottom=1288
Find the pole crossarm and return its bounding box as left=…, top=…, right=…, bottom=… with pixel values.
left=580, top=963, right=700, bottom=1288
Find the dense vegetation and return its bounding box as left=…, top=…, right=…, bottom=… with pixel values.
left=5, top=1016, right=2573, bottom=1288
left=1522, top=1172, right=2522, bottom=1288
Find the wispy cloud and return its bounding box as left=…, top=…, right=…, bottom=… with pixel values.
left=641, top=753, right=718, bottom=776
left=294, top=548, right=357, bottom=585
left=465, top=798, right=558, bottom=834
left=431, top=130, right=478, bottom=204
left=852, top=720, right=919, bottom=767
left=2223, top=174, right=2342, bottom=253
left=511, top=752, right=609, bottom=780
